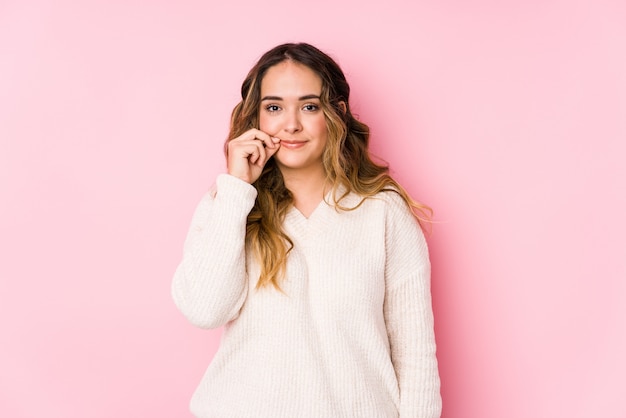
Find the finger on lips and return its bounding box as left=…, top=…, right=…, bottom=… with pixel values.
left=229, top=129, right=278, bottom=165
left=257, top=134, right=279, bottom=149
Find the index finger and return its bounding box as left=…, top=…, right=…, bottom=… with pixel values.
left=246, top=129, right=278, bottom=149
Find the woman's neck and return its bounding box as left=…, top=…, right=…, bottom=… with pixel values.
left=280, top=165, right=328, bottom=218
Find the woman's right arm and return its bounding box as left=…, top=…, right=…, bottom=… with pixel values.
left=171, top=174, right=258, bottom=329
left=172, top=129, right=280, bottom=328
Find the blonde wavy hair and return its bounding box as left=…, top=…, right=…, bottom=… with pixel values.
left=225, top=43, right=431, bottom=290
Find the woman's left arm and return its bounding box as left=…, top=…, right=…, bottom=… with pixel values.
left=383, top=192, right=442, bottom=418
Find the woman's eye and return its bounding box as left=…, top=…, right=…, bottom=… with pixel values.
left=266, top=105, right=280, bottom=112
left=303, top=104, right=319, bottom=112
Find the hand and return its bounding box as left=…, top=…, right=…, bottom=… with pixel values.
left=226, top=129, right=281, bottom=184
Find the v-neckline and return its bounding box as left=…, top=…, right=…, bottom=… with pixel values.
left=289, top=197, right=327, bottom=221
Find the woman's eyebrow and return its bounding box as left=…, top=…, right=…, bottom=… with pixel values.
left=298, top=94, right=321, bottom=100
left=261, top=94, right=321, bottom=101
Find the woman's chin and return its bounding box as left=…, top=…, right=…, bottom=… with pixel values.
left=274, top=155, right=323, bottom=174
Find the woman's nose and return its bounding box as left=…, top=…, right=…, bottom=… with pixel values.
left=282, top=109, right=302, bottom=134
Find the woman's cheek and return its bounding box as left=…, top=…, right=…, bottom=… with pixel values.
left=259, top=114, right=276, bottom=134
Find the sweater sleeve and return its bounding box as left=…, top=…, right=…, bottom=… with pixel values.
left=382, top=192, right=442, bottom=417
left=171, top=174, right=258, bottom=329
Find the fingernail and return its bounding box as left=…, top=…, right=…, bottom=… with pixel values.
left=271, top=136, right=280, bottom=143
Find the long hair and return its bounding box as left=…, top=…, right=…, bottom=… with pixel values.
left=225, top=43, right=431, bottom=290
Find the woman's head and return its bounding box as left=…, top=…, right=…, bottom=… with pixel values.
left=227, top=43, right=370, bottom=186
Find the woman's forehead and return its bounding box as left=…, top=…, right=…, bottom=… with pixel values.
left=260, top=61, right=322, bottom=99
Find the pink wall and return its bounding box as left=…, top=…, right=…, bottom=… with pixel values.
left=1, top=1, right=624, bottom=417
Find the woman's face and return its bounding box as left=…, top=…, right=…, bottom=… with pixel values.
left=258, top=60, right=328, bottom=175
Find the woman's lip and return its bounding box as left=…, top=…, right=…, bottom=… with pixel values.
left=279, top=140, right=307, bottom=149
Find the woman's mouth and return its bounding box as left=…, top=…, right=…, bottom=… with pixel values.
left=279, top=140, right=307, bottom=150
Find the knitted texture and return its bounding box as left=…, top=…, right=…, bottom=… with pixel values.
left=172, top=174, right=442, bottom=418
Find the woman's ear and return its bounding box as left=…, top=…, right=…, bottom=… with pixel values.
left=338, top=101, right=347, bottom=114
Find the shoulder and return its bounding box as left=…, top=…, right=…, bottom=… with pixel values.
left=372, top=188, right=416, bottom=221
left=331, top=184, right=422, bottom=230
left=373, top=189, right=429, bottom=255
left=375, top=187, right=409, bottom=207
left=334, top=184, right=408, bottom=211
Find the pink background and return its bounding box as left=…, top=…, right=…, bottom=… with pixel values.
left=1, top=1, right=625, bottom=417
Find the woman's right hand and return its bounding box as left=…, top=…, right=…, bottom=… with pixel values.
left=226, top=129, right=281, bottom=184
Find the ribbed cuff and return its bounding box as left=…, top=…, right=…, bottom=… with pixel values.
left=215, top=174, right=258, bottom=216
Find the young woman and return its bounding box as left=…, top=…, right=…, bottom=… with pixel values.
left=172, top=43, right=442, bottom=417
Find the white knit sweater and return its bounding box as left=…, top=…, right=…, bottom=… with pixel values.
left=172, top=174, right=442, bottom=418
